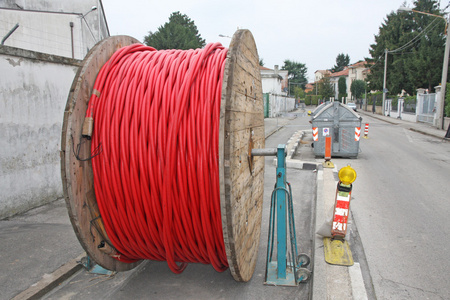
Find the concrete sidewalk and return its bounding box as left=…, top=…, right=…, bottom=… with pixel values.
left=0, top=199, right=83, bottom=300
left=358, top=109, right=448, bottom=140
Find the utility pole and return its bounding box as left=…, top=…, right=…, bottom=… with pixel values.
left=397, top=6, right=449, bottom=129
left=382, top=49, right=388, bottom=116
left=435, top=15, right=450, bottom=129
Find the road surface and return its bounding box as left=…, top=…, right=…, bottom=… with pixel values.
left=334, top=115, right=450, bottom=300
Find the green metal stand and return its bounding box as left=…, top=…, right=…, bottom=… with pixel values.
left=253, top=144, right=311, bottom=286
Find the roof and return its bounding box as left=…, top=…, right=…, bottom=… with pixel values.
left=348, top=61, right=367, bottom=69
left=330, top=68, right=349, bottom=77
left=315, top=70, right=331, bottom=75
left=259, top=66, right=272, bottom=70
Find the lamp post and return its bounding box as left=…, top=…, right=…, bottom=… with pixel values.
left=382, top=48, right=388, bottom=116
left=398, top=6, right=449, bottom=129
left=80, top=6, right=98, bottom=43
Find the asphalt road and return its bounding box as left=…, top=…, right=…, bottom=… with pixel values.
left=332, top=115, right=450, bottom=300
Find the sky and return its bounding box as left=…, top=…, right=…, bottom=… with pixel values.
left=102, top=0, right=448, bottom=82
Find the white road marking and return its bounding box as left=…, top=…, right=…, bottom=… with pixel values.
left=349, top=262, right=368, bottom=300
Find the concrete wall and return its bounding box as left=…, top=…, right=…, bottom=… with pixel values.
left=268, top=94, right=295, bottom=117
left=0, top=0, right=109, bottom=60
left=0, top=45, right=81, bottom=218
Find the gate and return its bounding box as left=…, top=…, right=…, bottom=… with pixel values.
left=417, top=93, right=436, bottom=124
left=264, top=93, right=270, bottom=118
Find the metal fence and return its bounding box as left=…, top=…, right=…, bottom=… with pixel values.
left=403, top=97, right=416, bottom=113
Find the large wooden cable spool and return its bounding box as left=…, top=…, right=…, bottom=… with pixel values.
left=60, top=29, right=264, bottom=282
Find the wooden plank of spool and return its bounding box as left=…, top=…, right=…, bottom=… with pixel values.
left=220, top=29, right=264, bottom=282
left=61, top=36, right=141, bottom=271
left=61, top=30, right=265, bottom=281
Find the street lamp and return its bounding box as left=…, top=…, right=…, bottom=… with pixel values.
left=82, top=6, right=97, bottom=18
left=398, top=6, right=449, bottom=129
left=80, top=6, right=98, bottom=42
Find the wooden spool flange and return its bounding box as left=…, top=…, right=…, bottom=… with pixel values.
left=61, top=30, right=264, bottom=281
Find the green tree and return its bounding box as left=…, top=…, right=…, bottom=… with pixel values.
left=259, top=58, right=264, bottom=66
left=351, top=80, right=366, bottom=100
left=445, top=83, right=450, bottom=117
left=338, top=77, right=347, bottom=101
left=144, top=12, right=205, bottom=50
left=332, top=53, right=350, bottom=72
left=319, top=75, right=334, bottom=100
left=293, top=86, right=305, bottom=99
left=366, top=0, right=446, bottom=94
left=281, top=59, right=308, bottom=94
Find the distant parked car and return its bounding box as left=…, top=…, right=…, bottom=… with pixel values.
left=347, top=103, right=357, bottom=112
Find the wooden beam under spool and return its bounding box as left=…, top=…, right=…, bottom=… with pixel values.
left=60, top=30, right=265, bottom=281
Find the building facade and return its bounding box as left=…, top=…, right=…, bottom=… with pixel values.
left=0, top=0, right=109, bottom=218
left=0, top=0, right=109, bottom=59
left=260, top=65, right=289, bottom=95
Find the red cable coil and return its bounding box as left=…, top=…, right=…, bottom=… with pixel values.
left=85, top=43, right=229, bottom=273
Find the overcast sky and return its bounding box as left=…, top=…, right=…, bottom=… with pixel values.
left=102, top=0, right=448, bottom=82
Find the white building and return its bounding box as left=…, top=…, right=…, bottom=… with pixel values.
left=314, top=69, right=330, bottom=83
left=0, top=0, right=109, bottom=59
left=328, top=61, right=369, bottom=102
left=260, top=65, right=288, bottom=95
left=329, top=68, right=349, bottom=102
left=260, top=65, right=296, bottom=117
left=0, top=0, right=109, bottom=218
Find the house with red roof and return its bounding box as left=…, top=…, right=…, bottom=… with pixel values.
left=329, top=61, right=369, bottom=102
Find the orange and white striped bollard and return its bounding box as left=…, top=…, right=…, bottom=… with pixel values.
left=363, top=123, right=369, bottom=139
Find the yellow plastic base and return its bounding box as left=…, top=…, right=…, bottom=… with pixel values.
left=322, top=160, right=334, bottom=168
left=323, top=237, right=354, bottom=266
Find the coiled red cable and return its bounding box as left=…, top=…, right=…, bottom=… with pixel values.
left=86, top=43, right=229, bottom=273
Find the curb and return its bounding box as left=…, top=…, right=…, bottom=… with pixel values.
left=358, top=111, right=400, bottom=125
left=272, top=129, right=321, bottom=170
left=11, top=253, right=85, bottom=300
left=408, top=127, right=447, bottom=140
left=265, top=125, right=285, bottom=139
left=313, top=167, right=366, bottom=300
left=358, top=110, right=447, bottom=140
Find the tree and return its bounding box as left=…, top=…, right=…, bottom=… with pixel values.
left=332, top=53, right=350, bottom=73
left=144, top=12, right=206, bottom=50
left=281, top=59, right=308, bottom=95
left=293, top=86, right=305, bottom=99
left=366, top=0, right=446, bottom=95
left=319, top=75, right=334, bottom=100
left=351, top=80, right=366, bottom=100
left=259, top=58, right=264, bottom=66
left=445, top=83, right=450, bottom=117
left=338, top=77, right=347, bottom=101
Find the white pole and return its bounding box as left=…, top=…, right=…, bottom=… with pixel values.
left=435, top=17, right=450, bottom=129
left=382, top=49, right=388, bottom=116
